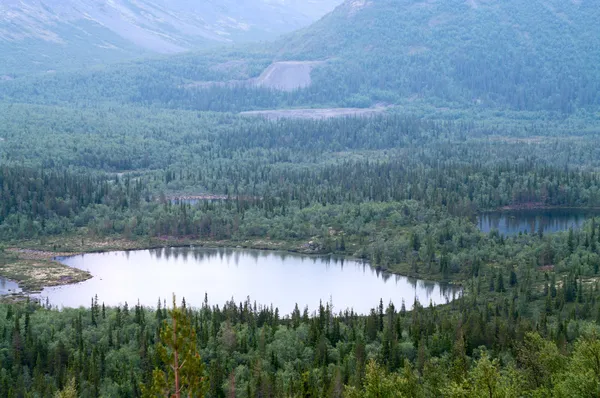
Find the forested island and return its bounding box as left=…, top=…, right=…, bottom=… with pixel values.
left=1, top=0, right=600, bottom=396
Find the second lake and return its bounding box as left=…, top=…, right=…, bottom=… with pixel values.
left=478, top=209, right=599, bottom=236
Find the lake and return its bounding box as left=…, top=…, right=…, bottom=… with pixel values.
left=35, top=248, right=460, bottom=314
left=478, top=209, right=598, bottom=236
left=0, top=277, right=21, bottom=295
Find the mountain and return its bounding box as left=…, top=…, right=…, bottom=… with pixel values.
left=2, top=0, right=600, bottom=113
left=270, top=0, right=600, bottom=111
left=0, top=0, right=341, bottom=75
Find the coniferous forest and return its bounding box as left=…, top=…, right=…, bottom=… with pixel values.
left=1, top=0, right=600, bottom=396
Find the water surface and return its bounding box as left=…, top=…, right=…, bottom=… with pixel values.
left=0, top=277, right=21, bottom=295
left=478, top=209, right=598, bottom=236
left=36, top=248, right=459, bottom=314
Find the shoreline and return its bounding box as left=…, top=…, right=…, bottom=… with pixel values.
left=4, top=204, right=599, bottom=297
left=1, top=236, right=462, bottom=298
left=493, top=204, right=600, bottom=212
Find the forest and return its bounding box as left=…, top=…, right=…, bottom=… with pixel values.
left=1, top=266, right=600, bottom=397
left=1, top=0, right=600, bottom=396
left=1, top=102, right=600, bottom=396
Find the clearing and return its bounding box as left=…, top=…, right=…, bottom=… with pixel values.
left=253, top=61, right=324, bottom=91
left=183, top=60, right=324, bottom=92
left=240, top=106, right=388, bottom=120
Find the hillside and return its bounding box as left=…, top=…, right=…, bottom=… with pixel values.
left=2, top=1, right=600, bottom=396
left=0, top=0, right=341, bottom=75
left=2, top=0, right=599, bottom=112
left=271, top=0, right=600, bottom=111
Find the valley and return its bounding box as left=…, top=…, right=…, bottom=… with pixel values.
left=0, top=0, right=599, bottom=396
left=0, top=0, right=342, bottom=75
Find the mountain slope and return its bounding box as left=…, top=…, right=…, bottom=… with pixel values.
left=0, top=0, right=342, bottom=75
left=2, top=0, right=599, bottom=113
left=270, top=0, right=600, bottom=111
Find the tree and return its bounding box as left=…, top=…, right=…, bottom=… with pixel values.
left=54, top=378, right=77, bottom=398
left=516, top=332, right=563, bottom=391
left=345, top=359, right=397, bottom=398
left=509, top=267, right=517, bottom=287
left=568, top=228, right=575, bottom=254
left=496, top=270, right=505, bottom=293
left=143, top=295, right=207, bottom=398
left=555, top=333, right=600, bottom=397
left=470, top=352, right=501, bottom=398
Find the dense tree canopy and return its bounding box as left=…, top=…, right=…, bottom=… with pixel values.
left=1, top=1, right=600, bottom=396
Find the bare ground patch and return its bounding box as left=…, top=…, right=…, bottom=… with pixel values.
left=183, top=60, right=325, bottom=92
left=487, top=136, right=548, bottom=144
left=182, top=80, right=244, bottom=89
left=347, top=0, right=373, bottom=17
left=253, top=61, right=324, bottom=91
left=240, top=106, right=388, bottom=120
left=0, top=256, right=90, bottom=292
left=165, top=194, right=260, bottom=202
left=486, top=135, right=584, bottom=144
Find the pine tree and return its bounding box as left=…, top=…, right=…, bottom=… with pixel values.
left=54, top=378, right=77, bottom=398
left=143, top=295, right=207, bottom=398
left=496, top=270, right=505, bottom=293
left=568, top=228, right=575, bottom=254
left=509, top=266, right=518, bottom=287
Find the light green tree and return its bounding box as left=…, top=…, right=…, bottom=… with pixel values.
left=446, top=351, right=522, bottom=398
left=470, top=352, right=501, bottom=398
left=54, top=378, right=77, bottom=398
left=345, top=359, right=397, bottom=398
left=143, top=295, right=207, bottom=398
left=554, top=333, right=600, bottom=398
left=517, top=332, right=563, bottom=392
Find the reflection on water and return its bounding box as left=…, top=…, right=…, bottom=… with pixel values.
left=478, top=210, right=597, bottom=236
left=35, top=248, right=461, bottom=314
left=0, top=277, right=21, bottom=295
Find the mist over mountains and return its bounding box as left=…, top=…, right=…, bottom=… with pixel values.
left=0, top=0, right=341, bottom=74
left=2, top=0, right=599, bottom=113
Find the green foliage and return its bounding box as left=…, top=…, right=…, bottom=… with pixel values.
left=0, top=4, right=600, bottom=397
left=554, top=332, right=600, bottom=397
left=0, top=296, right=597, bottom=397
left=143, top=296, right=207, bottom=398
left=54, top=378, right=78, bottom=398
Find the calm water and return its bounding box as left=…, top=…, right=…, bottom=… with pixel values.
left=478, top=209, right=598, bottom=236
left=35, top=248, right=460, bottom=314
left=0, top=277, right=21, bottom=295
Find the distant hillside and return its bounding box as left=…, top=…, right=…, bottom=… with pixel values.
left=0, top=0, right=341, bottom=75
left=270, top=0, right=600, bottom=111
left=2, top=0, right=599, bottom=113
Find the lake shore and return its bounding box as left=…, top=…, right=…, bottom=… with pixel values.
left=1, top=233, right=462, bottom=297
left=33, top=247, right=460, bottom=311
left=496, top=203, right=600, bottom=212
